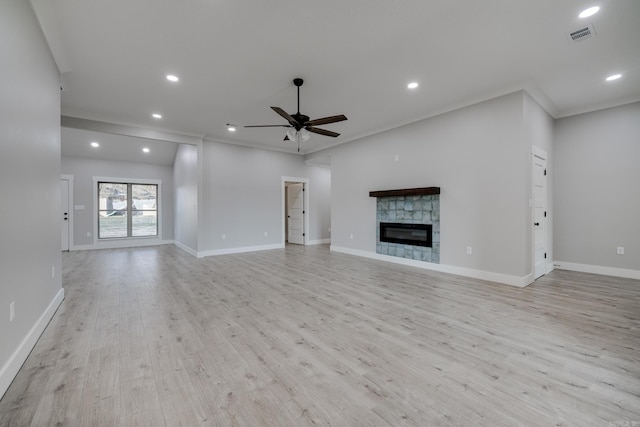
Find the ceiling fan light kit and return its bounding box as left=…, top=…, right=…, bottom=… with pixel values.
left=244, top=78, right=347, bottom=152
left=285, top=128, right=310, bottom=142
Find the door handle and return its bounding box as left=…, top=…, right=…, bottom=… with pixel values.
left=534, top=222, right=540, bottom=226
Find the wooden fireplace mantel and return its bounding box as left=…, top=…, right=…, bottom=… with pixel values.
left=369, top=187, right=440, bottom=198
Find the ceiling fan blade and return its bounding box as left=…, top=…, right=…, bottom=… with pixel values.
left=244, top=124, right=292, bottom=128
left=271, top=106, right=297, bottom=126
left=305, top=114, right=347, bottom=126
left=306, top=126, right=340, bottom=138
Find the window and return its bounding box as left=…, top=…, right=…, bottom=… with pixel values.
left=98, top=181, right=158, bottom=239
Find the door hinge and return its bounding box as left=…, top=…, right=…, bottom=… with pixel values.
left=544, top=211, right=547, bottom=217
left=303, top=210, right=305, bottom=214
left=303, top=233, right=305, bottom=236
left=544, top=252, right=547, bottom=259
left=544, top=168, right=547, bottom=176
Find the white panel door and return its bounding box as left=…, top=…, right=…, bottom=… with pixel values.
left=287, top=183, right=304, bottom=245
left=61, top=179, right=70, bottom=251
left=533, top=154, right=547, bottom=279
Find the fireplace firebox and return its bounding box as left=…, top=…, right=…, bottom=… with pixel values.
left=380, top=222, right=432, bottom=247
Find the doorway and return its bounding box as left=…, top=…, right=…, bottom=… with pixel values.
left=532, top=148, right=548, bottom=279
left=282, top=177, right=309, bottom=245
left=60, top=175, right=73, bottom=251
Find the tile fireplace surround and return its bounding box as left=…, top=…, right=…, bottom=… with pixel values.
left=371, top=187, right=440, bottom=263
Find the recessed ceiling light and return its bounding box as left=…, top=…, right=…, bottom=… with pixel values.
left=606, top=73, right=622, bottom=82
left=152, top=113, right=162, bottom=119
left=166, top=74, right=179, bottom=82
left=579, top=6, right=600, bottom=18
left=142, top=147, right=150, bottom=153
left=228, top=126, right=236, bottom=132
left=91, top=141, right=99, bottom=148
left=407, top=82, right=419, bottom=89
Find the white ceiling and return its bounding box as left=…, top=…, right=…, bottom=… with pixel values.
left=34, top=0, right=640, bottom=159
left=61, top=127, right=178, bottom=166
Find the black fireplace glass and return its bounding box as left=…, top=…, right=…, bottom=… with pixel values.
left=380, top=222, right=432, bottom=247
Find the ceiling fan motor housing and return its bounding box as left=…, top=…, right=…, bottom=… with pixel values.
left=292, top=113, right=309, bottom=130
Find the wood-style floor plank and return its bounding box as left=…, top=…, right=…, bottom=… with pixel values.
left=0, top=244, right=639, bottom=426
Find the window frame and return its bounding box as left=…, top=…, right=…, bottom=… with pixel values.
left=93, top=177, right=162, bottom=241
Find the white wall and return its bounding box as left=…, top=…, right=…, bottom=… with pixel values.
left=173, top=144, right=199, bottom=252
left=0, top=0, right=63, bottom=398
left=61, top=156, right=174, bottom=248
left=201, top=140, right=331, bottom=253
left=311, top=92, right=538, bottom=282
left=554, top=102, right=640, bottom=275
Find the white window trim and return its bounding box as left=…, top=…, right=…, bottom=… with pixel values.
left=92, top=176, right=163, bottom=243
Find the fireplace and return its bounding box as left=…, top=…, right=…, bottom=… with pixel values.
left=380, top=222, right=432, bottom=247
left=371, top=187, right=440, bottom=263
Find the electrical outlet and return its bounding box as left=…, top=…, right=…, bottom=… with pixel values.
left=10, top=301, right=15, bottom=322
left=264, top=231, right=268, bottom=237
left=52, top=266, right=55, bottom=278
left=221, top=234, right=226, bottom=240
left=466, top=246, right=473, bottom=255
left=350, top=233, right=354, bottom=240
left=617, top=247, right=624, bottom=255
left=86, top=232, right=91, bottom=237
left=394, top=154, right=399, bottom=162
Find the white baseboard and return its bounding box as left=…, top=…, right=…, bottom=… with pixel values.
left=308, top=239, right=330, bottom=245
left=173, top=240, right=197, bottom=257
left=0, top=288, right=64, bottom=399
left=198, top=243, right=284, bottom=258
left=330, top=246, right=532, bottom=287
left=554, top=261, right=640, bottom=280
left=71, top=239, right=174, bottom=251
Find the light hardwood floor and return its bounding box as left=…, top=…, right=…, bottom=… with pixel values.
left=1, top=244, right=638, bottom=426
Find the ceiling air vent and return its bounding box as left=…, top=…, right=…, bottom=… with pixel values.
left=567, top=23, right=596, bottom=42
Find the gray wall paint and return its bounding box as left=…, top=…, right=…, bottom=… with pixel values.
left=554, top=102, right=640, bottom=270
left=0, top=0, right=62, bottom=379
left=314, top=92, right=536, bottom=278
left=201, top=141, right=331, bottom=251
left=307, top=166, right=331, bottom=242
left=61, top=156, right=175, bottom=245
left=524, top=93, right=555, bottom=264
left=173, top=144, right=198, bottom=251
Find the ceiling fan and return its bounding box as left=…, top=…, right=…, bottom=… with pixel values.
left=244, top=78, right=347, bottom=151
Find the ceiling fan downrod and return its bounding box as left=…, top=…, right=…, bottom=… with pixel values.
left=294, top=78, right=303, bottom=115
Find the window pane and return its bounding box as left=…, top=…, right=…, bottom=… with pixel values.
left=99, top=183, right=127, bottom=216
left=132, top=212, right=157, bottom=236
left=132, top=184, right=157, bottom=211
left=99, top=214, right=128, bottom=238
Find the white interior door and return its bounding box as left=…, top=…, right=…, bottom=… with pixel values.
left=532, top=152, right=547, bottom=279
left=61, top=179, right=70, bottom=251
left=287, top=183, right=304, bottom=245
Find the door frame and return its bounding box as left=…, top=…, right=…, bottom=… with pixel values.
left=531, top=147, right=548, bottom=279
left=281, top=176, right=309, bottom=245
left=61, top=174, right=74, bottom=251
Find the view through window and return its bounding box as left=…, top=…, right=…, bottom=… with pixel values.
left=98, top=182, right=158, bottom=238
